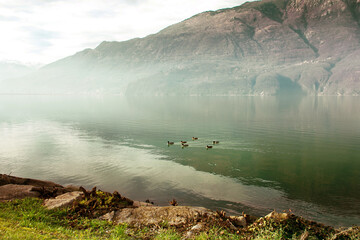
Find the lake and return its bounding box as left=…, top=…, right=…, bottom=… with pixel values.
left=0, top=95, right=359, bottom=227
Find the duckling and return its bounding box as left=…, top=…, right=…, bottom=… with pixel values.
left=181, top=141, right=187, bottom=144
left=206, top=145, right=213, bottom=149
left=192, top=137, right=198, bottom=140
left=212, top=141, right=220, bottom=144
left=167, top=141, right=174, bottom=145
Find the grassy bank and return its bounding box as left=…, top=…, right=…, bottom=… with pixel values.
left=0, top=198, right=359, bottom=239
left=0, top=198, right=238, bottom=239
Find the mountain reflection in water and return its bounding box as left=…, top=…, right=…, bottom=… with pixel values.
left=0, top=95, right=359, bottom=227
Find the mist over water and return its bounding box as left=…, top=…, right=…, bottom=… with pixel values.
left=0, top=95, right=359, bottom=227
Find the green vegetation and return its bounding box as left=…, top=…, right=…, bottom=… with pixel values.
left=0, top=198, right=129, bottom=239
left=0, top=198, right=359, bottom=239
left=253, top=2, right=284, bottom=23
left=71, top=187, right=133, bottom=219
left=0, top=198, right=233, bottom=239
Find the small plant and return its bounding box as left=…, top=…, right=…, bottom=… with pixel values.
left=72, top=188, right=133, bottom=218
left=169, top=199, right=178, bottom=206
left=154, top=228, right=181, bottom=240
left=159, top=220, right=170, bottom=228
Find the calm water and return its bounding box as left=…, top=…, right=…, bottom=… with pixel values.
left=0, top=95, right=359, bottom=227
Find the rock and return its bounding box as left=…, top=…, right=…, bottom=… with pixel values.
left=112, top=206, right=215, bottom=227
left=185, top=223, right=205, bottom=238
left=65, top=185, right=81, bottom=192
left=244, top=214, right=258, bottom=224
left=31, top=186, right=69, bottom=198
left=300, top=230, right=310, bottom=240
left=225, top=219, right=238, bottom=231
left=190, top=223, right=204, bottom=231
left=0, top=184, right=40, bottom=201
left=99, top=211, right=115, bottom=222
left=265, top=211, right=290, bottom=221
left=0, top=174, right=63, bottom=188
left=229, top=216, right=247, bottom=227
left=133, top=200, right=154, bottom=207
left=44, top=191, right=83, bottom=210
left=331, top=227, right=360, bottom=240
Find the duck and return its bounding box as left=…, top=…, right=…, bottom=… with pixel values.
left=192, top=137, right=198, bottom=140
left=212, top=141, right=220, bottom=144
left=206, top=145, right=213, bottom=149
left=181, top=141, right=187, bottom=144
left=167, top=141, right=174, bottom=145
left=182, top=143, right=189, bottom=148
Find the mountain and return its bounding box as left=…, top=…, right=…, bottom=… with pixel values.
left=1, top=0, right=359, bottom=95
left=0, top=62, right=37, bottom=82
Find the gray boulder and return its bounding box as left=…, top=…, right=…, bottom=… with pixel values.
left=44, top=191, right=84, bottom=210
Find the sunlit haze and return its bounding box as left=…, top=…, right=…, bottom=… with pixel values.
left=0, top=0, right=251, bottom=65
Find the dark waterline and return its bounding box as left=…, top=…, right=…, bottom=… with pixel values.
left=0, top=95, right=359, bottom=227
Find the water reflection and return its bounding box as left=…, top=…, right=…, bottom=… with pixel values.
left=0, top=95, right=359, bottom=226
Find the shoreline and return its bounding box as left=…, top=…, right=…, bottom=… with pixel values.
left=1, top=174, right=359, bottom=239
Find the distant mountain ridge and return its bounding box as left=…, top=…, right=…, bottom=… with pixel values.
left=1, top=0, right=359, bottom=95
left=0, top=62, right=37, bottom=82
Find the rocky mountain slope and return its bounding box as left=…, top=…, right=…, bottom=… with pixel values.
left=1, top=0, right=359, bottom=95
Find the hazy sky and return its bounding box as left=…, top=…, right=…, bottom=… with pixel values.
left=0, top=0, right=252, bottom=65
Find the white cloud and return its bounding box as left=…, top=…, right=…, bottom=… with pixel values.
left=0, top=0, right=251, bottom=64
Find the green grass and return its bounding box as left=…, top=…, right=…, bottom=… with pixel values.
left=0, top=198, right=187, bottom=239
left=253, top=227, right=286, bottom=240
left=196, top=227, right=242, bottom=239
left=0, top=198, right=129, bottom=239
left=0, top=198, right=248, bottom=239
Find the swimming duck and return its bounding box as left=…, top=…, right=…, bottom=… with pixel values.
left=212, top=141, right=219, bottom=144
left=182, top=143, right=189, bottom=148
left=206, top=145, right=213, bottom=149
left=192, top=137, right=198, bottom=140
left=181, top=141, right=187, bottom=144
left=167, top=141, right=174, bottom=145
